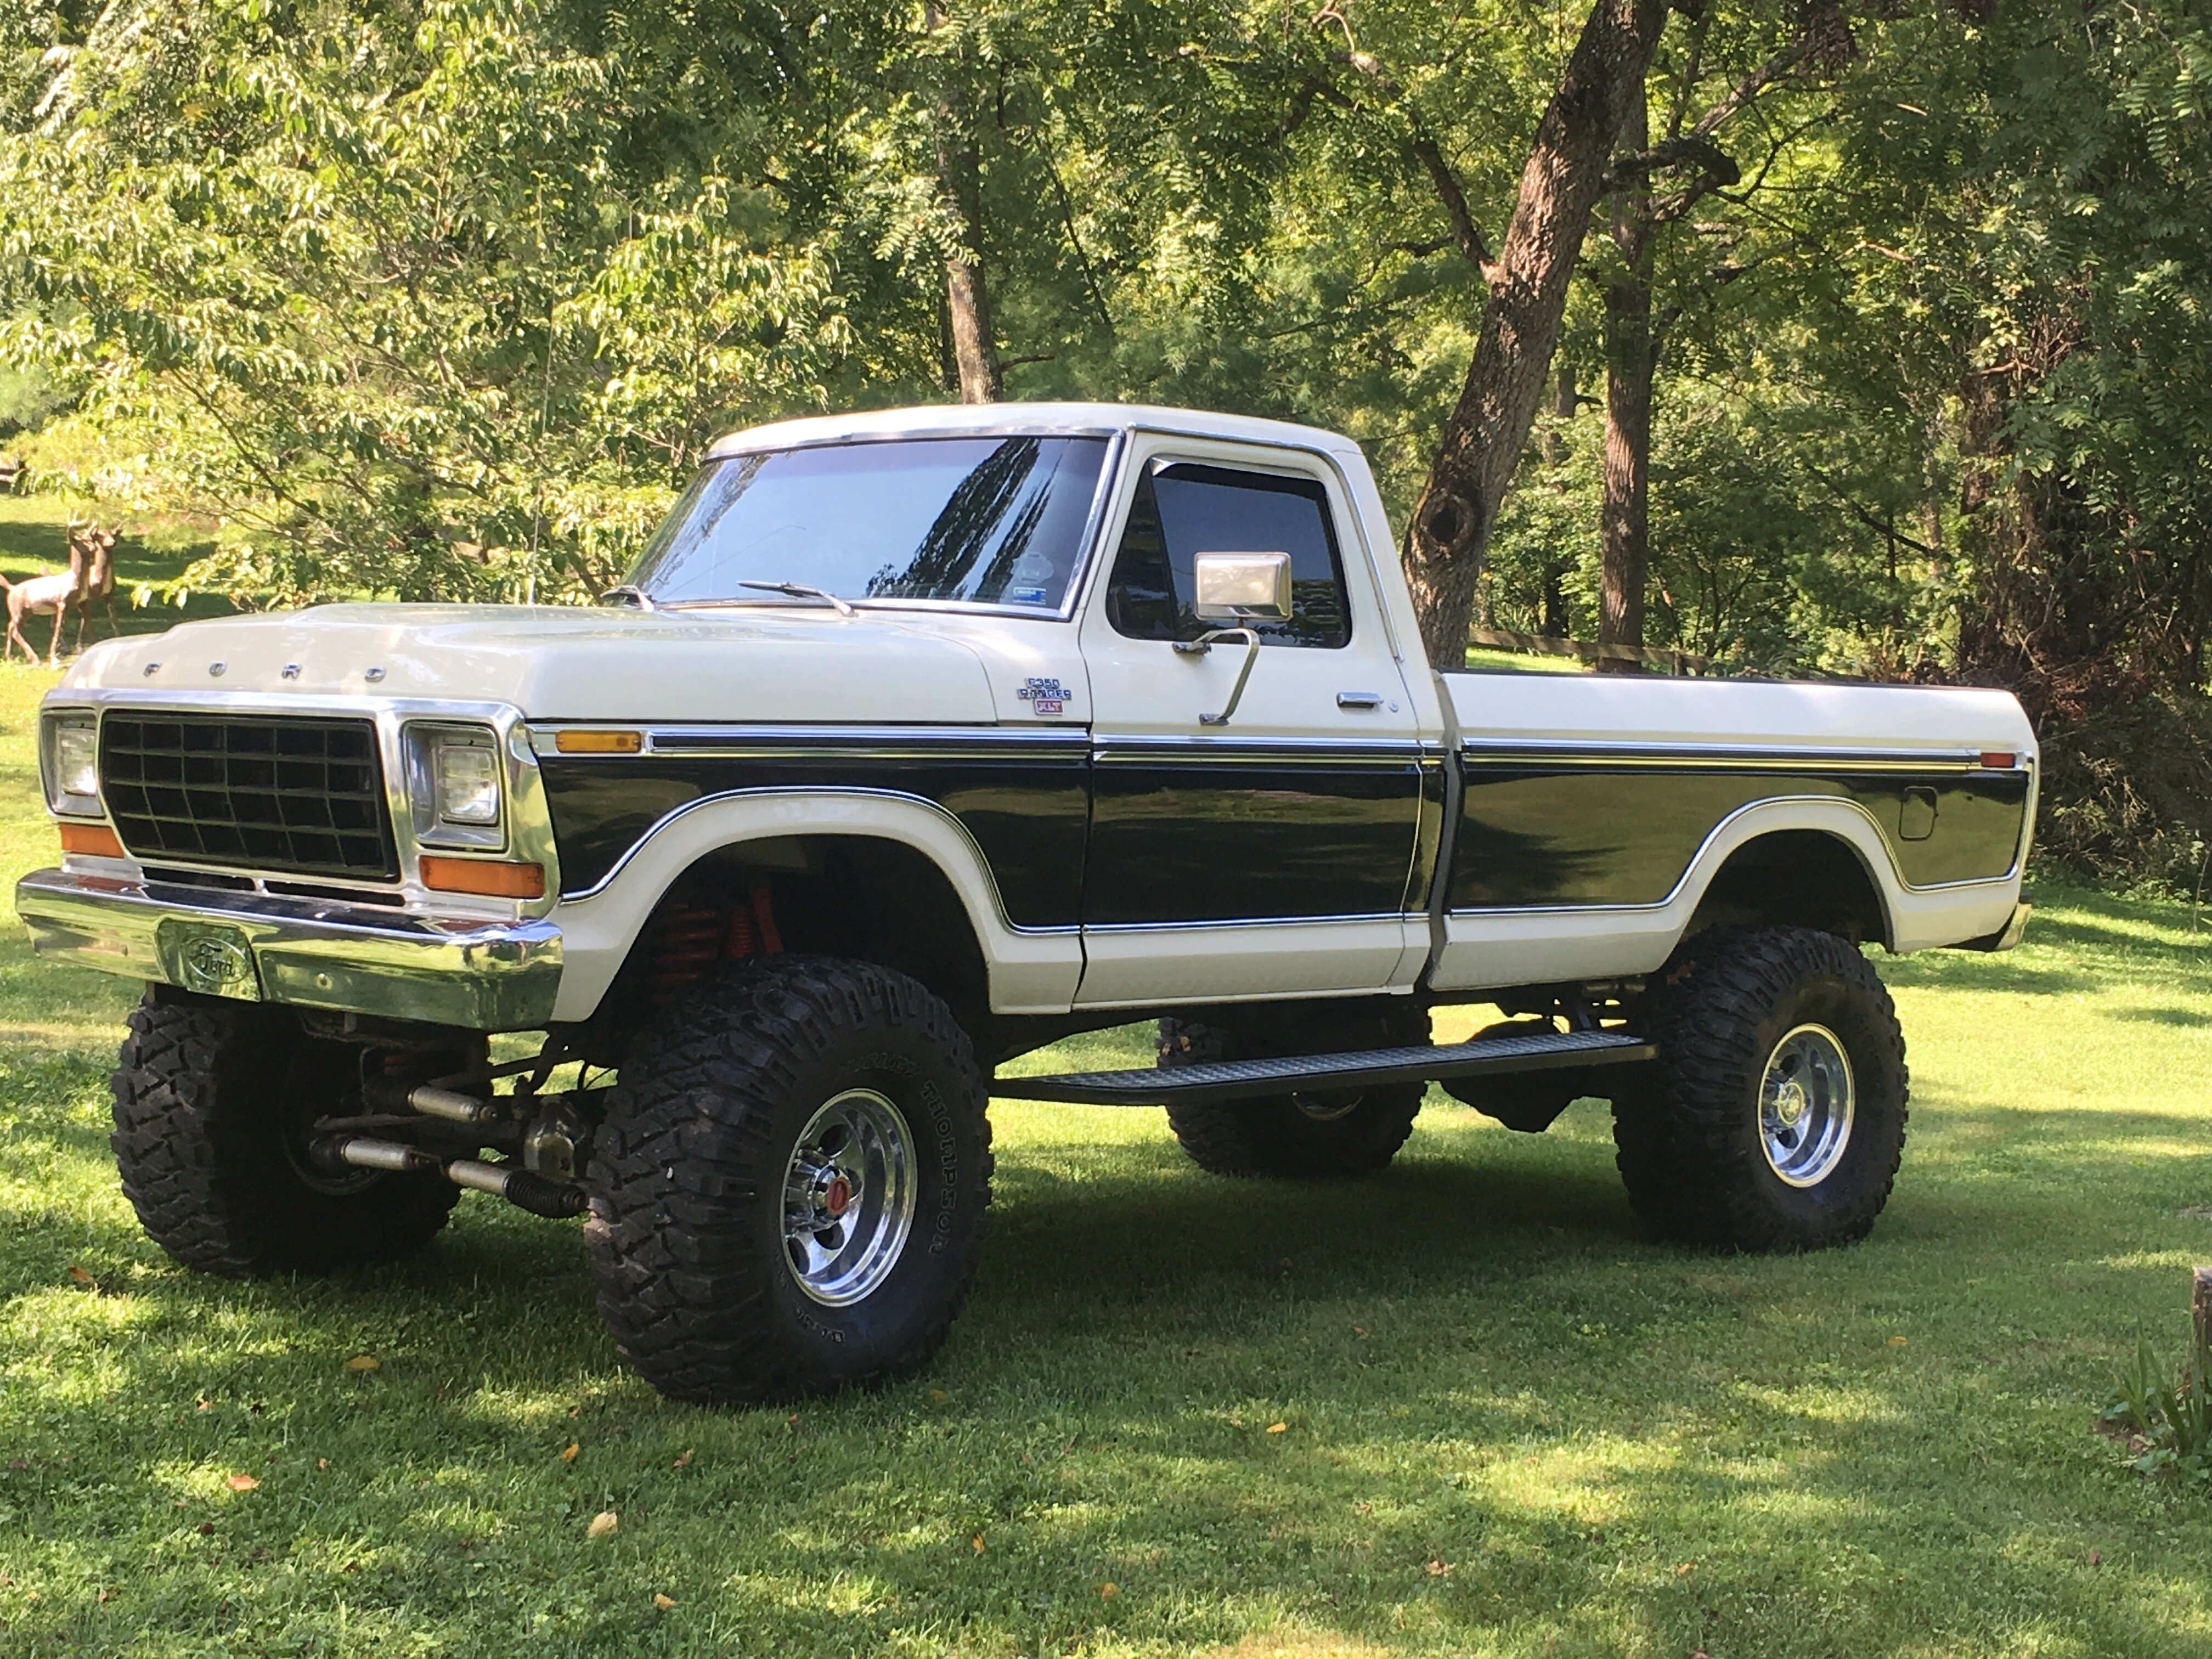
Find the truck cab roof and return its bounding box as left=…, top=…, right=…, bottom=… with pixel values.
left=703, top=401, right=1368, bottom=463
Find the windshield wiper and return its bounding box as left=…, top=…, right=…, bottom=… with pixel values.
left=736, top=580, right=858, bottom=618
left=600, top=584, right=657, bottom=611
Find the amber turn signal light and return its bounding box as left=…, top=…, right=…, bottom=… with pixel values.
left=58, top=821, right=125, bottom=859
left=552, top=729, right=643, bottom=754
left=419, top=856, right=546, bottom=899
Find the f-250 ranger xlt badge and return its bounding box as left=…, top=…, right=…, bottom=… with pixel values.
left=1017, top=677, right=1070, bottom=716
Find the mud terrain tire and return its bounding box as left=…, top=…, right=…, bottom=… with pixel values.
left=586, top=957, right=992, bottom=1404
left=1613, top=926, right=1908, bottom=1251
left=111, top=988, right=460, bottom=1276
left=1157, top=1000, right=1431, bottom=1179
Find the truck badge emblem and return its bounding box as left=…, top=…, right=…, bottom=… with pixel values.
left=182, top=935, right=250, bottom=994
left=1016, top=677, right=1069, bottom=717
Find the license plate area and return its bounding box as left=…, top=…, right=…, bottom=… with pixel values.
left=156, top=919, right=262, bottom=1001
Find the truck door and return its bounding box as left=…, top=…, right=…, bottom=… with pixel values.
left=1073, top=437, right=1429, bottom=1006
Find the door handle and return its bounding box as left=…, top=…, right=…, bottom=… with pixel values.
left=1173, top=628, right=1261, bottom=725
left=1336, top=690, right=1387, bottom=710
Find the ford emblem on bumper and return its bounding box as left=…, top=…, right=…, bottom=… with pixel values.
left=159, top=921, right=261, bottom=1000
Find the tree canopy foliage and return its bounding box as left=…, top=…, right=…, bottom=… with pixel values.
left=9, top=0, right=2212, bottom=875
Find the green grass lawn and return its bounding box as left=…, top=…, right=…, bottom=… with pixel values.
left=7, top=627, right=2212, bottom=1655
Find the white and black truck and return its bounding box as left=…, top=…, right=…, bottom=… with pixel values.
left=17, top=402, right=2036, bottom=1403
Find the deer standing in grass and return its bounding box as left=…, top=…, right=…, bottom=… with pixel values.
left=67, top=524, right=120, bottom=652
left=1, top=523, right=92, bottom=665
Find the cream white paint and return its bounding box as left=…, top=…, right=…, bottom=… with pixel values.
left=1070, top=431, right=1427, bottom=746
left=1073, top=916, right=1429, bottom=1009
left=1441, top=670, right=2036, bottom=759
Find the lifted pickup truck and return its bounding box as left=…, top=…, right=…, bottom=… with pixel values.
left=16, top=403, right=2035, bottom=1404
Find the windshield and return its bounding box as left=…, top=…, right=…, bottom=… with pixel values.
left=625, top=436, right=1111, bottom=611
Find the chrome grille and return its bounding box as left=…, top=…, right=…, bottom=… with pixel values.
left=100, top=714, right=398, bottom=881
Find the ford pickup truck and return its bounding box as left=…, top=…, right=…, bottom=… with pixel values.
left=15, top=402, right=2036, bottom=1404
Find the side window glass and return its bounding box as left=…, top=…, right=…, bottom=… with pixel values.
left=1104, top=461, right=1352, bottom=648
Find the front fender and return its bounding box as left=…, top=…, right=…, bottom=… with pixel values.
left=545, top=787, right=1083, bottom=1022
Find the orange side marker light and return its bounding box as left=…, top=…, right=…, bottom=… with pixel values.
left=419, top=856, right=546, bottom=900
left=552, top=729, right=644, bottom=754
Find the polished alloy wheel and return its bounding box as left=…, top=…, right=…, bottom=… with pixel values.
left=781, top=1088, right=917, bottom=1306
left=1757, top=1023, right=1854, bottom=1187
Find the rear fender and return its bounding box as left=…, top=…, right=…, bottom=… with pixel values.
left=1428, top=794, right=2020, bottom=993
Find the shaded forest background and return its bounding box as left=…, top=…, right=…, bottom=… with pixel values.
left=6, top=0, right=2212, bottom=887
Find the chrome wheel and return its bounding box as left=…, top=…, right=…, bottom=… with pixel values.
left=781, top=1088, right=917, bottom=1306
left=1758, top=1023, right=1854, bottom=1187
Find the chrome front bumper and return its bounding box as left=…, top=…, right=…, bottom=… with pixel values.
left=14, top=867, right=562, bottom=1030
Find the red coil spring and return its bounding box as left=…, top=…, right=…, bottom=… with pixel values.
left=646, top=886, right=781, bottom=995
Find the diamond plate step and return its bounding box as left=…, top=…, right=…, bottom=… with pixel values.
left=992, top=1027, right=1654, bottom=1106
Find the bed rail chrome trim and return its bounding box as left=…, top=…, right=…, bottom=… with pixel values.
left=1459, top=738, right=2027, bottom=773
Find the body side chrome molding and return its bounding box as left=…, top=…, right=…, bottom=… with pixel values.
left=1081, top=910, right=1426, bottom=935
left=536, top=724, right=1094, bottom=760
left=1092, top=738, right=1427, bottom=763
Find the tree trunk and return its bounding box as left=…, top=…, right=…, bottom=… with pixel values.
left=927, top=2, right=1000, bottom=404
left=1541, top=365, right=1575, bottom=637
left=1403, top=0, right=1668, bottom=665
left=1598, top=77, right=1654, bottom=675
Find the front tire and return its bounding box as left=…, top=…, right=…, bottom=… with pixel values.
left=1613, top=926, right=1909, bottom=1251
left=1158, top=1001, right=1431, bottom=1179
left=110, top=988, right=462, bottom=1276
left=585, top=957, right=992, bottom=1404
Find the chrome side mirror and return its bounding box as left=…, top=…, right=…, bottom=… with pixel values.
left=1192, top=551, right=1292, bottom=622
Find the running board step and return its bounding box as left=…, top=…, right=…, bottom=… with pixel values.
left=994, top=1028, right=1654, bottom=1107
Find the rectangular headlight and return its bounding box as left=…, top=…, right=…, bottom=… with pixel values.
left=42, top=715, right=101, bottom=817
left=404, top=724, right=506, bottom=850
left=435, top=737, right=501, bottom=825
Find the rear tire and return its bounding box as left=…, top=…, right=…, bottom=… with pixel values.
left=585, top=956, right=992, bottom=1404
left=110, top=988, right=461, bottom=1277
left=1158, top=1001, right=1431, bottom=1179
left=1613, top=926, right=1908, bottom=1251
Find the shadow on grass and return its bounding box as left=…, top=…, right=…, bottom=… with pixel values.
left=9, top=890, right=2212, bottom=1650
left=4, top=1072, right=2209, bottom=1658
left=2107, top=1005, right=2212, bottom=1026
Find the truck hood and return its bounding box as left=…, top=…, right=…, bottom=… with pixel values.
left=61, top=604, right=1000, bottom=724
